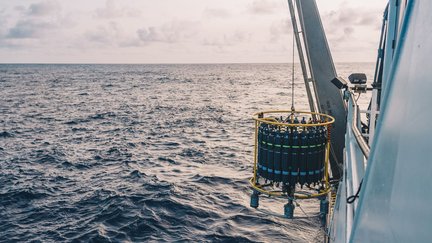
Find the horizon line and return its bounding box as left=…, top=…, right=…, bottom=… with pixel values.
left=0, top=61, right=375, bottom=65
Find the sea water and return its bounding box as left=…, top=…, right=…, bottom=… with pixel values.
left=0, top=63, right=374, bottom=242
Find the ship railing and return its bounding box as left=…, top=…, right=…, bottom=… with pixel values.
left=329, top=84, right=370, bottom=242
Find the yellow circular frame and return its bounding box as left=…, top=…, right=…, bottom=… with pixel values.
left=250, top=110, right=335, bottom=200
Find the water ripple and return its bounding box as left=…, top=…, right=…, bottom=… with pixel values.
left=0, top=63, right=375, bottom=242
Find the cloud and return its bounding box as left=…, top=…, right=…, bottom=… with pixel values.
left=247, top=0, right=279, bottom=15
left=203, top=8, right=231, bottom=19
left=0, top=4, right=61, bottom=47
left=27, top=0, right=60, bottom=17
left=0, top=8, right=7, bottom=27
left=94, top=0, right=141, bottom=19
left=136, top=20, right=199, bottom=44
left=343, top=27, right=354, bottom=35
left=325, top=9, right=379, bottom=27
left=2, top=1, right=75, bottom=44
left=0, top=9, right=9, bottom=41
left=137, top=27, right=160, bottom=42
left=83, top=19, right=200, bottom=48
left=0, top=0, right=385, bottom=63
left=14, top=6, right=26, bottom=12
left=312, top=3, right=383, bottom=59
left=85, top=21, right=122, bottom=45
left=202, top=31, right=251, bottom=48
left=0, top=38, right=38, bottom=49
left=269, top=18, right=292, bottom=42
left=318, top=4, right=382, bottom=47
left=323, top=7, right=382, bottom=34
left=6, top=20, right=57, bottom=39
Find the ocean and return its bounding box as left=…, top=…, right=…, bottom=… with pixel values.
left=0, top=63, right=374, bottom=242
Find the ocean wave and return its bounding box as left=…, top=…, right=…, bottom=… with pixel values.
left=0, top=63, right=372, bottom=242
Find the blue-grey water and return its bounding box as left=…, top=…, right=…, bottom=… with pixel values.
left=0, top=63, right=373, bottom=242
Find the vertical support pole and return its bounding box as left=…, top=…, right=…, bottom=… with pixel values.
left=321, top=124, right=331, bottom=227
left=250, top=190, right=260, bottom=208
left=287, top=0, right=316, bottom=116
left=253, top=118, right=260, bottom=183
left=284, top=187, right=295, bottom=218
left=284, top=198, right=295, bottom=219
left=325, top=125, right=331, bottom=187
left=250, top=115, right=262, bottom=209
left=320, top=197, right=329, bottom=227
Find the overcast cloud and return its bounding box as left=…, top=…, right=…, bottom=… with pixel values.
left=0, top=0, right=387, bottom=63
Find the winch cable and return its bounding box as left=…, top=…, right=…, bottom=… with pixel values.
left=290, top=0, right=296, bottom=113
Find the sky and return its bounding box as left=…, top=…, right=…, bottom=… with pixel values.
left=0, top=0, right=387, bottom=63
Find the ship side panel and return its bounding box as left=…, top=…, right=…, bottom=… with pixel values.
left=351, top=1, right=432, bottom=242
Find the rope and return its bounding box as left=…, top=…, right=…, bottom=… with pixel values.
left=347, top=179, right=363, bottom=204
left=294, top=198, right=310, bottom=218
left=356, top=93, right=362, bottom=102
